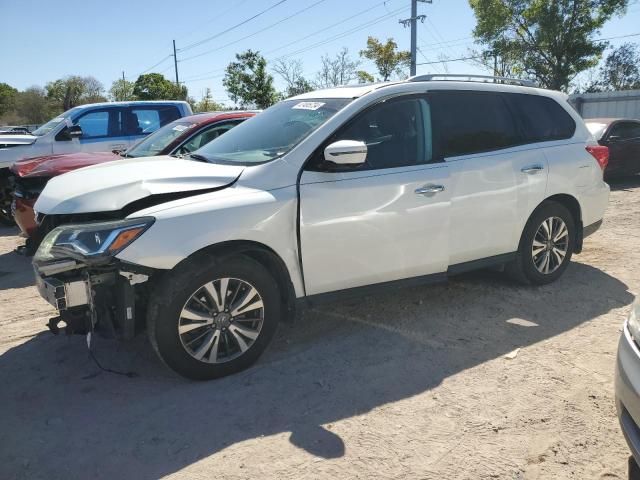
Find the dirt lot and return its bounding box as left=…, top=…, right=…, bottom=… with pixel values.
left=1, top=178, right=639, bottom=480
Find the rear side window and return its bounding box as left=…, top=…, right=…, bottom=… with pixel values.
left=126, top=106, right=181, bottom=135
left=430, top=91, right=521, bottom=158
left=507, top=94, right=576, bottom=143
left=609, top=122, right=640, bottom=140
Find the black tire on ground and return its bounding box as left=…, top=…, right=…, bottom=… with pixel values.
left=147, top=253, right=281, bottom=380
left=506, top=200, right=576, bottom=285
left=629, top=455, right=640, bottom=480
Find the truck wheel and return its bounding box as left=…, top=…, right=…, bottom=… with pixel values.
left=507, top=201, right=575, bottom=285
left=147, top=254, right=281, bottom=380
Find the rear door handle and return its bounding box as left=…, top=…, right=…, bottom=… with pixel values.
left=415, top=184, right=445, bottom=195
left=521, top=164, right=544, bottom=174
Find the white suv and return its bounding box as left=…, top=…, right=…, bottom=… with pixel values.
left=32, top=75, right=609, bottom=380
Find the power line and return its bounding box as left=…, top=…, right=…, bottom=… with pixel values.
left=179, top=0, right=289, bottom=53
left=180, top=0, right=329, bottom=63
left=181, top=0, right=403, bottom=82
left=174, top=0, right=251, bottom=42
left=416, top=55, right=482, bottom=65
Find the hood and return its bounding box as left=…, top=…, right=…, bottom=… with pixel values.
left=11, top=152, right=120, bottom=178
left=35, top=156, right=244, bottom=215
left=0, top=134, right=38, bottom=146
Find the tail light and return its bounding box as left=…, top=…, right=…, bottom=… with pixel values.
left=586, top=145, right=609, bottom=170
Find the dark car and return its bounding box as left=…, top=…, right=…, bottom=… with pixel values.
left=11, top=111, right=256, bottom=250
left=585, top=118, right=640, bottom=179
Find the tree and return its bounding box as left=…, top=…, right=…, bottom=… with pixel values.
left=133, top=73, right=188, bottom=100
left=468, top=0, right=629, bottom=91
left=314, top=48, right=360, bottom=88
left=356, top=70, right=375, bottom=84
left=0, top=83, right=18, bottom=117
left=16, top=86, right=54, bottom=123
left=360, top=37, right=411, bottom=81
left=223, top=50, right=278, bottom=109
left=273, top=58, right=313, bottom=97
left=195, top=88, right=226, bottom=112
left=597, top=43, right=640, bottom=90
left=109, top=78, right=136, bottom=101
left=45, top=75, right=106, bottom=110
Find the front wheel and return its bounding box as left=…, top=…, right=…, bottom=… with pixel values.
left=507, top=201, right=575, bottom=285
left=147, top=254, right=281, bottom=380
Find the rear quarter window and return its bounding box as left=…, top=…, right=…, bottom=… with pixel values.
left=507, top=94, right=576, bottom=143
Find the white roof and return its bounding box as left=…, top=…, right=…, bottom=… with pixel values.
left=290, top=83, right=394, bottom=100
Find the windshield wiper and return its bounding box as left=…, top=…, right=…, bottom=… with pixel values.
left=188, top=153, right=209, bottom=162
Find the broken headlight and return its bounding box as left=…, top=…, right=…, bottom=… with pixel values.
left=34, top=217, right=154, bottom=262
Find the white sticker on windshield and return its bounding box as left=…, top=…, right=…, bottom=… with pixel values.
left=292, top=101, right=325, bottom=110
left=172, top=125, right=189, bottom=132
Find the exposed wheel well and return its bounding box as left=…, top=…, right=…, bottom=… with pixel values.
left=180, top=240, right=297, bottom=322
left=540, top=194, right=583, bottom=252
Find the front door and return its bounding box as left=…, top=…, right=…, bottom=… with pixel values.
left=299, top=96, right=450, bottom=296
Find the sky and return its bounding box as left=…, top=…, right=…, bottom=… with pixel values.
left=1, top=0, right=640, bottom=104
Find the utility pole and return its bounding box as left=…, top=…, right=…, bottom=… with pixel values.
left=173, top=39, right=180, bottom=87
left=400, top=0, right=432, bottom=77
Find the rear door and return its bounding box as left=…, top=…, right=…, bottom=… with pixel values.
left=429, top=91, right=548, bottom=266
left=606, top=121, right=640, bottom=175
left=126, top=105, right=182, bottom=147
left=299, top=95, right=450, bottom=295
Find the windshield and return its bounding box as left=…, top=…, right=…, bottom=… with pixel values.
left=126, top=119, right=197, bottom=158
left=195, top=98, right=351, bottom=164
left=32, top=107, right=82, bottom=136
left=585, top=122, right=608, bottom=140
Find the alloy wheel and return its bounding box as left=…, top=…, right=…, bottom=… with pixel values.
left=178, top=277, right=264, bottom=364
left=531, top=216, right=569, bottom=275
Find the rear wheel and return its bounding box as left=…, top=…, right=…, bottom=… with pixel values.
left=147, top=254, right=281, bottom=380
left=507, top=201, right=575, bottom=285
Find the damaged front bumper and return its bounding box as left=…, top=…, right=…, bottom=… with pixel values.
left=34, top=257, right=152, bottom=340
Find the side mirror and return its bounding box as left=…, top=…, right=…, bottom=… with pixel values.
left=68, top=125, right=83, bottom=138
left=324, top=140, right=367, bottom=167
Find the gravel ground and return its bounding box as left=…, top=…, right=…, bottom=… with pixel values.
left=1, top=178, right=639, bottom=480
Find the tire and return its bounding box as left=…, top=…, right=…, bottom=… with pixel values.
left=147, top=253, right=281, bottom=380
left=506, top=201, right=576, bottom=285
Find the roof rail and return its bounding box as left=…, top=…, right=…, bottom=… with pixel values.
left=408, top=74, right=537, bottom=88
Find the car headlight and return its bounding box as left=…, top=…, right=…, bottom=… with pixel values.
left=627, top=298, right=640, bottom=341
left=34, top=217, right=154, bottom=262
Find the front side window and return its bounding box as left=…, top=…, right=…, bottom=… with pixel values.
left=195, top=98, right=351, bottom=165
left=430, top=91, right=521, bottom=158
left=74, top=109, right=123, bottom=139
left=177, top=121, right=242, bottom=155
left=312, top=97, right=431, bottom=171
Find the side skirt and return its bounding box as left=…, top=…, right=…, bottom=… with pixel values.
left=299, top=252, right=516, bottom=306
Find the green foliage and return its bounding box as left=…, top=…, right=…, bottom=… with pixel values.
left=223, top=50, right=278, bottom=109
left=17, top=87, right=55, bottom=124
left=109, top=78, right=136, bottom=101
left=356, top=70, right=376, bottom=84
left=133, top=73, right=188, bottom=101
left=45, top=75, right=106, bottom=110
left=469, top=0, right=629, bottom=91
left=194, top=88, right=226, bottom=112
left=273, top=58, right=314, bottom=98
left=597, top=43, right=640, bottom=90
left=0, top=83, right=18, bottom=117
left=360, top=37, right=411, bottom=81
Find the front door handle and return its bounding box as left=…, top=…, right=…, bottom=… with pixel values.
left=521, top=164, right=544, bottom=174
left=415, top=184, right=445, bottom=195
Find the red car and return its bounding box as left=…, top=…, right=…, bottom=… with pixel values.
left=585, top=118, right=640, bottom=180
left=11, top=111, right=256, bottom=248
